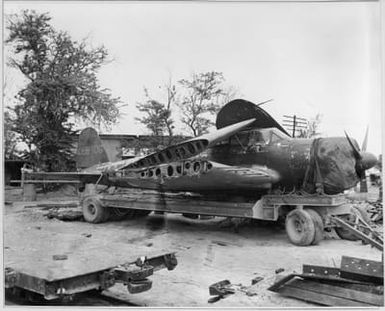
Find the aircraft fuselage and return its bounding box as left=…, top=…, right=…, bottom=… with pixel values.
left=208, top=128, right=313, bottom=192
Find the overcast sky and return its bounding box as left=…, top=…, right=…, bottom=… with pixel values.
left=4, top=1, right=382, bottom=156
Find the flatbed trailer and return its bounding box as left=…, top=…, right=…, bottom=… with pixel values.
left=5, top=251, right=177, bottom=301
left=4, top=202, right=177, bottom=302
left=81, top=188, right=381, bottom=247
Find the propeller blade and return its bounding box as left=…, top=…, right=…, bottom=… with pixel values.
left=256, top=99, right=273, bottom=107
left=344, top=131, right=362, bottom=160
left=361, top=126, right=369, bottom=151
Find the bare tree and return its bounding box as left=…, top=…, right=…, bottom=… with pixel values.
left=177, top=71, right=225, bottom=137
left=298, top=114, right=323, bottom=138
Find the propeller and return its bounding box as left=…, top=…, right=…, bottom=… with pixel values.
left=344, top=131, right=362, bottom=163
left=361, top=125, right=369, bottom=152
left=344, top=130, right=377, bottom=186
left=359, top=126, right=370, bottom=192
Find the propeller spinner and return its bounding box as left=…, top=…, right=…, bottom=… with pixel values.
left=344, top=131, right=377, bottom=179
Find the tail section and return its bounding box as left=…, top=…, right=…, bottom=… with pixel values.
left=76, top=127, right=109, bottom=169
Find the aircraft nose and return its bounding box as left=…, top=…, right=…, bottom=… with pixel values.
left=359, top=152, right=377, bottom=170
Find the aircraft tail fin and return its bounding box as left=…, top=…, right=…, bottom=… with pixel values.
left=75, top=127, right=109, bottom=169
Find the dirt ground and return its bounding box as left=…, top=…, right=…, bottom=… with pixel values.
left=3, top=186, right=383, bottom=307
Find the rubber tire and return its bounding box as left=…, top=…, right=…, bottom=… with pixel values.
left=285, top=209, right=315, bottom=246
left=82, top=197, right=109, bottom=223
left=335, top=206, right=370, bottom=241
left=305, top=209, right=324, bottom=245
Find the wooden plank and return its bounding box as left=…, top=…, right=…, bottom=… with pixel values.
left=340, top=256, right=384, bottom=284
left=278, top=280, right=373, bottom=307
left=290, top=279, right=383, bottom=306
left=316, top=279, right=384, bottom=295
left=263, top=194, right=346, bottom=206
left=277, top=284, right=373, bottom=307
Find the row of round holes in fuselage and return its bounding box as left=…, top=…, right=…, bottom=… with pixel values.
left=121, top=160, right=214, bottom=179
left=127, top=140, right=208, bottom=169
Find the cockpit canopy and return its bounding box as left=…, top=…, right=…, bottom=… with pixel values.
left=217, top=127, right=291, bottom=147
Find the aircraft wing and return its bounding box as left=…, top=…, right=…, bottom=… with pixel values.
left=121, top=118, right=256, bottom=170
left=23, top=118, right=255, bottom=184
left=84, top=157, right=142, bottom=173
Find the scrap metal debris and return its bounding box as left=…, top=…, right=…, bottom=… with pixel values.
left=52, top=254, right=68, bottom=261
left=208, top=277, right=266, bottom=303
left=275, top=268, right=285, bottom=274
left=331, top=206, right=383, bottom=251
left=268, top=255, right=384, bottom=306
left=208, top=280, right=235, bottom=303
left=368, top=200, right=383, bottom=224
left=45, top=208, right=83, bottom=221
left=209, top=280, right=234, bottom=296
left=251, top=276, right=264, bottom=285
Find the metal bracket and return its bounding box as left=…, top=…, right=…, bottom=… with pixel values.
left=163, top=253, right=178, bottom=270
left=127, top=278, right=152, bottom=294
left=99, top=270, right=116, bottom=290
left=113, top=264, right=154, bottom=283
left=5, top=267, right=17, bottom=288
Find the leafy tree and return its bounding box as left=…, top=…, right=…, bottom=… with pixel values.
left=3, top=75, right=21, bottom=160
left=136, top=84, right=176, bottom=137
left=136, top=99, right=170, bottom=136
left=3, top=111, right=21, bottom=160
left=6, top=10, right=121, bottom=171
left=177, top=71, right=226, bottom=137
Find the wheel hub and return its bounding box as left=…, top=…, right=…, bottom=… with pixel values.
left=294, top=220, right=303, bottom=233
left=88, top=204, right=96, bottom=215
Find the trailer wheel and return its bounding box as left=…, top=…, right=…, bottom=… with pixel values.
left=82, top=197, right=109, bottom=223
left=335, top=206, right=369, bottom=241
left=285, top=209, right=315, bottom=246
left=305, top=209, right=324, bottom=245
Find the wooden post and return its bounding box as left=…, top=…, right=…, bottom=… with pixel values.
left=23, top=184, right=37, bottom=201
left=292, top=115, right=296, bottom=138
left=21, top=165, right=37, bottom=201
